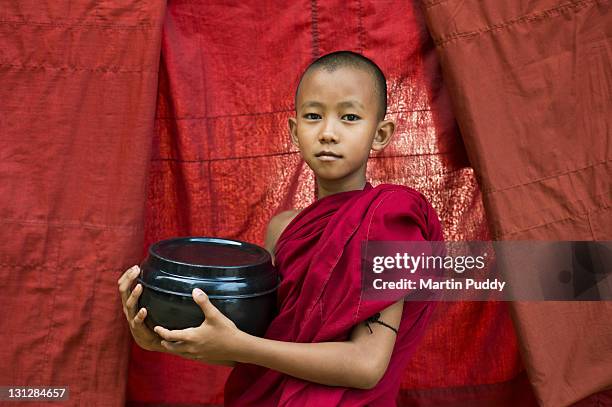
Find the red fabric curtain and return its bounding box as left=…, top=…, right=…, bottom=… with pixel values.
left=127, top=1, right=534, bottom=405
left=421, top=1, right=612, bottom=406
left=17, top=1, right=609, bottom=406
left=0, top=1, right=165, bottom=405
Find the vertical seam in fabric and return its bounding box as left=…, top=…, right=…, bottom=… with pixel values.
left=189, top=1, right=217, bottom=235
left=77, top=238, right=102, bottom=404
left=303, top=240, right=346, bottom=329
left=208, top=160, right=215, bottom=235
left=355, top=191, right=396, bottom=322
left=356, top=0, right=365, bottom=54
left=310, top=0, right=320, bottom=59
left=42, top=226, right=62, bottom=396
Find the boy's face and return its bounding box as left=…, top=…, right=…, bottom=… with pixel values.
left=289, top=66, right=393, bottom=186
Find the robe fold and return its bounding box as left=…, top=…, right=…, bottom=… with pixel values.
left=225, top=183, right=443, bottom=406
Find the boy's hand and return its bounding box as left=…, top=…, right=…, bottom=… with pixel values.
left=154, top=288, right=240, bottom=364
left=118, top=265, right=163, bottom=352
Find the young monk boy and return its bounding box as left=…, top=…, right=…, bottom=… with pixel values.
left=118, top=50, right=443, bottom=406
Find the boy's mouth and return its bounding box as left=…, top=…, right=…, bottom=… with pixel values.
left=315, top=150, right=342, bottom=161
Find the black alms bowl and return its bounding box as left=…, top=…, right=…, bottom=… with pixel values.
left=137, top=237, right=278, bottom=337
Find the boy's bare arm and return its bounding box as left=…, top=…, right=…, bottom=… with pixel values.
left=231, top=300, right=404, bottom=389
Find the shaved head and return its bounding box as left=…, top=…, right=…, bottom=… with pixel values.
left=295, top=51, right=388, bottom=121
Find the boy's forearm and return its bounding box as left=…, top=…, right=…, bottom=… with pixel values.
left=230, top=331, right=375, bottom=389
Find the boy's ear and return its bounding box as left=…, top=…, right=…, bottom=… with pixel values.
left=288, top=117, right=299, bottom=147
left=371, top=120, right=395, bottom=152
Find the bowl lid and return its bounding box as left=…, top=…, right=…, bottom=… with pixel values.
left=139, top=237, right=278, bottom=297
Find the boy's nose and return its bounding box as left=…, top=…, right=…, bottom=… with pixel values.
left=318, top=122, right=338, bottom=144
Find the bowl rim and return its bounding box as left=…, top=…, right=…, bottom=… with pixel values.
left=149, top=236, right=271, bottom=270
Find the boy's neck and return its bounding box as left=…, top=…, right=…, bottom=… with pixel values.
left=316, top=177, right=367, bottom=199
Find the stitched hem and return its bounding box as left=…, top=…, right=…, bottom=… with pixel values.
left=484, top=159, right=610, bottom=194
left=0, top=18, right=152, bottom=30
left=0, top=62, right=156, bottom=74
left=0, top=217, right=143, bottom=231
left=499, top=200, right=611, bottom=238
left=433, top=0, right=595, bottom=47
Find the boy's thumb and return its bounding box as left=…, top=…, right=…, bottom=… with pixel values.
left=193, top=288, right=216, bottom=317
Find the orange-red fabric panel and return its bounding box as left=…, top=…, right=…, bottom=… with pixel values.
left=128, top=1, right=533, bottom=405
left=0, top=1, right=165, bottom=405
left=422, top=1, right=612, bottom=406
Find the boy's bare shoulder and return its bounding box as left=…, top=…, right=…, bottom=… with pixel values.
left=270, top=209, right=300, bottom=224
left=264, top=209, right=300, bottom=253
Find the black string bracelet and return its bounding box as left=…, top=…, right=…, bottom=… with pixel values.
left=364, top=312, right=398, bottom=335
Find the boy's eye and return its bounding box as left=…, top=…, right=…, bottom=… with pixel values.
left=303, top=113, right=321, bottom=120
left=342, top=114, right=361, bottom=121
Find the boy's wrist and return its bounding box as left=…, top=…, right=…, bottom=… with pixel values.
left=151, top=341, right=166, bottom=353
left=139, top=339, right=164, bottom=353
left=230, top=329, right=256, bottom=364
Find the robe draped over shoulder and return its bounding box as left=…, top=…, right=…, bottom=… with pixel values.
left=225, top=183, right=443, bottom=406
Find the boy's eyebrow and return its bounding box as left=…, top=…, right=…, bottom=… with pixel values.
left=337, top=100, right=365, bottom=110
left=300, top=101, right=324, bottom=110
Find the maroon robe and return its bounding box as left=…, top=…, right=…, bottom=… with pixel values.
left=225, top=183, right=443, bottom=406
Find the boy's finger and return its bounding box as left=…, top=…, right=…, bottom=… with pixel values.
left=154, top=326, right=187, bottom=342
left=118, top=266, right=140, bottom=304
left=160, top=339, right=188, bottom=354
left=118, top=265, right=139, bottom=286
left=193, top=289, right=222, bottom=320
left=125, top=284, right=142, bottom=314
left=133, top=308, right=147, bottom=325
